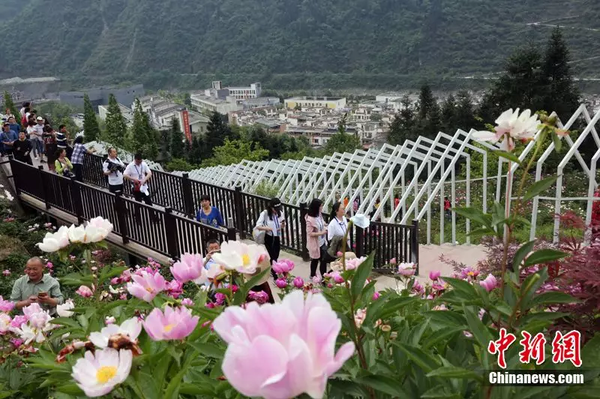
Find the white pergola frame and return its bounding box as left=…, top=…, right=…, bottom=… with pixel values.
left=176, top=104, right=600, bottom=246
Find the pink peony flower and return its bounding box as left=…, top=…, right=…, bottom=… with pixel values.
left=312, top=276, right=322, bottom=284
left=105, top=316, right=116, bottom=325
left=330, top=271, right=344, bottom=284
left=181, top=298, right=194, bottom=307
left=460, top=267, right=479, bottom=281
left=75, top=285, right=93, bottom=298
left=10, top=315, right=27, bottom=329
left=275, top=278, right=288, bottom=289
left=272, top=259, right=295, bottom=275
left=213, top=290, right=355, bottom=399
left=293, top=276, right=304, bottom=289
left=397, top=263, right=416, bottom=277
left=110, top=277, right=120, bottom=285
left=119, top=293, right=127, bottom=300
left=126, top=271, right=167, bottom=302
left=336, top=251, right=343, bottom=257
left=2, top=270, right=10, bottom=276
left=0, top=296, right=15, bottom=312
left=345, top=256, right=367, bottom=271
left=166, top=280, right=183, bottom=299
left=389, top=258, right=397, bottom=265
left=10, top=338, right=23, bottom=347
left=143, top=306, right=199, bottom=341
left=120, top=269, right=132, bottom=282
left=248, top=291, right=269, bottom=305
left=372, top=291, right=380, bottom=301
left=215, top=293, right=227, bottom=306
left=429, top=270, right=441, bottom=281
left=170, top=253, right=207, bottom=284
left=479, top=274, right=498, bottom=292
left=46, top=262, right=53, bottom=269
left=412, top=281, right=424, bottom=295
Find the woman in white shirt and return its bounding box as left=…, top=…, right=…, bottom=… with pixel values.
left=306, top=198, right=328, bottom=278
left=254, top=198, right=286, bottom=278
left=328, top=201, right=348, bottom=241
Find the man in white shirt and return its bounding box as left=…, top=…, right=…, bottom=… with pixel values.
left=123, top=153, right=157, bottom=222
left=102, top=147, right=125, bottom=193
left=32, top=116, right=45, bottom=161
left=123, top=153, right=152, bottom=205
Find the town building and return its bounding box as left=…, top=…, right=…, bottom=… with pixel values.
left=284, top=96, right=347, bottom=110
left=57, top=84, right=145, bottom=111
left=98, top=104, right=134, bottom=126
left=190, top=94, right=242, bottom=115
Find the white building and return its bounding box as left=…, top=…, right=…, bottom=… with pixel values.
left=226, top=83, right=262, bottom=100
left=190, top=94, right=242, bottom=115
left=284, top=96, right=347, bottom=110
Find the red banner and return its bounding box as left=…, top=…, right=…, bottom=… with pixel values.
left=181, top=110, right=192, bottom=143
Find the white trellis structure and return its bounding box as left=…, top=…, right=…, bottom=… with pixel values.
left=177, top=103, right=600, bottom=245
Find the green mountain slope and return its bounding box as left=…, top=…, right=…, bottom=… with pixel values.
left=0, top=0, right=598, bottom=87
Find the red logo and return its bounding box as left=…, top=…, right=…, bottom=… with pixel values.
left=552, top=330, right=582, bottom=367
left=519, top=331, right=546, bottom=365
left=488, top=328, right=516, bottom=369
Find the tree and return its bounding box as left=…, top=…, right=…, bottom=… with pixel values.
left=542, top=27, right=580, bottom=119
left=454, top=91, right=479, bottom=131
left=169, top=118, right=185, bottom=159
left=205, top=111, right=231, bottom=156
left=480, top=46, right=546, bottom=122
left=3, top=91, right=20, bottom=123
left=128, top=99, right=155, bottom=154
left=188, top=136, right=204, bottom=165
left=103, top=94, right=127, bottom=148
left=388, top=96, right=417, bottom=145
left=37, top=101, right=80, bottom=135
left=202, top=139, right=269, bottom=167
left=324, top=114, right=361, bottom=154
left=417, top=85, right=436, bottom=120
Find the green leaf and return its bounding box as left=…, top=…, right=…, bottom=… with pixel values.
left=378, top=296, right=418, bottom=319
left=178, top=383, right=215, bottom=395
left=427, top=366, right=483, bottom=381
left=581, top=333, right=600, bottom=368
left=421, top=385, right=462, bottom=398
left=463, top=305, right=494, bottom=366
left=424, top=310, right=467, bottom=328
left=187, top=342, right=225, bottom=359
left=441, top=277, right=477, bottom=298
left=54, top=383, right=84, bottom=395
left=512, top=240, right=536, bottom=270
left=523, top=176, right=558, bottom=201
left=552, top=132, right=563, bottom=153
left=163, top=359, right=192, bottom=399
left=453, top=207, right=492, bottom=228
left=233, top=267, right=271, bottom=305
left=392, top=342, right=441, bottom=372
left=356, top=375, right=408, bottom=397
left=351, top=254, right=374, bottom=300
left=530, top=292, right=578, bottom=308
left=493, top=150, right=522, bottom=165
left=523, top=249, right=568, bottom=267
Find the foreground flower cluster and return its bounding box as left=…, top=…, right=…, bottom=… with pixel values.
left=37, top=217, right=113, bottom=252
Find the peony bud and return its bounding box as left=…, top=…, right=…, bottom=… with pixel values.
left=293, top=276, right=304, bottom=289
left=275, top=278, right=288, bottom=289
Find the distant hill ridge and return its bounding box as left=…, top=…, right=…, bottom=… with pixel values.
left=0, top=0, right=598, bottom=88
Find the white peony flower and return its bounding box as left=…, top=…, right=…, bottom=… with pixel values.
left=3, top=190, right=13, bottom=202
left=37, top=226, right=70, bottom=253
left=56, top=299, right=75, bottom=318
left=89, top=317, right=142, bottom=349
left=72, top=348, right=132, bottom=397
left=86, top=217, right=113, bottom=241
left=350, top=214, right=371, bottom=229
left=68, top=225, right=88, bottom=244
left=212, top=241, right=270, bottom=274
left=473, top=108, right=540, bottom=151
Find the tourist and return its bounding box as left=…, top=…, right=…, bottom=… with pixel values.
left=7, top=116, right=20, bottom=136
left=195, top=195, right=224, bottom=228
left=102, top=147, right=125, bottom=193
left=124, top=153, right=156, bottom=208
left=203, top=239, right=221, bottom=270
left=444, top=197, right=451, bottom=219
left=254, top=197, right=285, bottom=277
left=56, top=124, right=68, bottom=151
left=32, top=116, right=45, bottom=161
left=70, top=135, right=95, bottom=181
left=13, top=131, right=33, bottom=165
left=306, top=198, right=328, bottom=278
left=44, top=126, right=58, bottom=171
left=55, top=148, right=74, bottom=177
left=0, top=122, right=17, bottom=157
left=10, top=257, right=64, bottom=315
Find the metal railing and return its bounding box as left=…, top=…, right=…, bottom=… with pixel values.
left=75, top=154, right=420, bottom=271
left=10, top=158, right=235, bottom=260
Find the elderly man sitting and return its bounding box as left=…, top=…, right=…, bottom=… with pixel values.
left=10, top=257, right=64, bottom=315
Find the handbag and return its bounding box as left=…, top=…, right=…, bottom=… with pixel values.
left=252, top=211, right=267, bottom=245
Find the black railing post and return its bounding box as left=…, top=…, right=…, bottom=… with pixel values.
left=234, top=186, right=246, bottom=239
left=355, top=226, right=365, bottom=258
left=70, top=177, right=85, bottom=224
left=299, top=202, right=309, bottom=261
left=164, top=207, right=179, bottom=259
left=181, top=173, right=195, bottom=217
left=37, top=165, right=50, bottom=210
left=114, top=191, right=129, bottom=244
left=411, top=219, right=420, bottom=275
left=8, top=157, right=20, bottom=197
left=226, top=227, right=237, bottom=241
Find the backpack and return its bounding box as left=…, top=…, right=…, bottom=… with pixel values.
left=252, top=211, right=267, bottom=245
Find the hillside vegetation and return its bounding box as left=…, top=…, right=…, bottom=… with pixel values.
left=0, top=0, right=598, bottom=89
